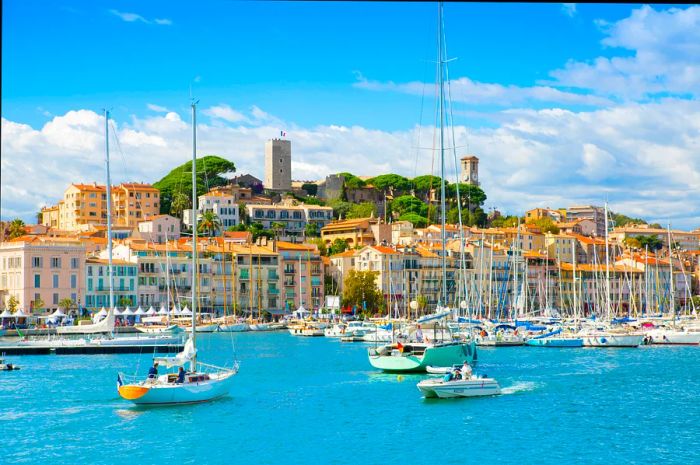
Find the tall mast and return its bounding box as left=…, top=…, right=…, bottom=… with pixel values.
left=438, top=2, right=448, bottom=306
left=572, top=238, right=578, bottom=322
left=667, top=223, right=675, bottom=320
left=104, top=109, right=114, bottom=309
left=604, top=202, right=611, bottom=321
left=191, top=100, right=198, bottom=369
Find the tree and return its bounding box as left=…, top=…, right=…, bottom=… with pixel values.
left=154, top=155, right=236, bottom=214
left=611, top=212, right=647, bottom=228
left=305, top=222, right=320, bottom=238
left=118, top=297, right=133, bottom=307
left=7, top=295, right=19, bottom=312
left=447, top=184, right=487, bottom=211
left=342, top=270, right=383, bottom=313
left=347, top=202, right=376, bottom=219
left=416, top=295, right=428, bottom=312
left=170, top=191, right=191, bottom=217
left=7, top=218, right=26, bottom=239
left=490, top=215, right=520, bottom=228
left=636, top=235, right=663, bottom=251
left=329, top=238, right=349, bottom=256
left=308, top=237, right=327, bottom=256
left=329, top=199, right=352, bottom=219
left=324, top=273, right=338, bottom=295
left=398, top=213, right=428, bottom=228
left=36, top=211, right=43, bottom=224
left=528, top=217, right=560, bottom=234
left=249, top=222, right=274, bottom=242
left=271, top=221, right=285, bottom=241
left=301, top=183, right=318, bottom=196
left=33, top=296, right=45, bottom=312
left=58, top=298, right=75, bottom=311
left=365, top=174, right=412, bottom=192
left=338, top=172, right=366, bottom=190
left=623, top=237, right=642, bottom=249
left=391, top=195, right=428, bottom=217
left=411, top=175, right=443, bottom=194
left=198, top=211, right=222, bottom=237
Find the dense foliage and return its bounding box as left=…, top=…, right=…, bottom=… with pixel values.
left=342, top=270, right=383, bottom=313
left=154, top=155, right=236, bottom=215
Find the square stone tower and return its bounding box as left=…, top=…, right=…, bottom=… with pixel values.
left=264, top=138, right=292, bottom=192
left=460, top=155, right=479, bottom=186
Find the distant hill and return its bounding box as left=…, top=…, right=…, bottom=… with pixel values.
left=154, top=155, right=235, bottom=215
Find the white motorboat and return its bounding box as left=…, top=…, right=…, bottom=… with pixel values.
left=324, top=323, right=347, bottom=338
left=0, top=356, right=20, bottom=371
left=288, top=324, right=324, bottom=337
left=644, top=328, right=700, bottom=345
left=580, top=332, right=643, bottom=348
left=418, top=376, right=502, bottom=398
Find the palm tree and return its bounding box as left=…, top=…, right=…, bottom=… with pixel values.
left=198, top=211, right=222, bottom=237
left=7, top=218, right=26, bottom=239
left=58, top=298, right=75, bottom=311
left=170, top=191, right=191, bottom=218
left=271, top=221, right=285, bottom=241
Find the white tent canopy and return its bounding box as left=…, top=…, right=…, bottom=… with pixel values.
left=0, top=309, right=13, bottom=318
left=50, top=308, right=67, bottom=317
left=14, top=309, right=29, bottom=318
left=122, top=307, right=135, bottom=316
left=180, top=306, right=193, bottom=316
left=172, top=305, right=181, bottom=315
left=146, top=306, right=157, bottom=316
left=293, top=306, right=310, bottom=319
left=134, top=307, right=146, bottom=316
left=158, top=306, right=169, bottom=315
left=113, top=307, right=123, bottom=316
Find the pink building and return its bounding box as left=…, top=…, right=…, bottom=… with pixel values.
left=0, top=236, right=86, bottom=313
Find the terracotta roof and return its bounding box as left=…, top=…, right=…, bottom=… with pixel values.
left=70, top=183, right=106, bottom=191
left=559, top=262, right=641, bottom=273
left=277, top=241, right=317, bottom=251
left=368, top=245, right=399, bottom=255
left=322, top=218, right=371, bottom=231
left=116, top=183, right=158, bottom=190
left=86, top=258, right=134, bottom=266
left=330, top=250, right=356, bottom=259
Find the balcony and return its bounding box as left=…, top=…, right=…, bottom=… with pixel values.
left=239, top=270, right=250, bottom=280
left=284, top=268, right=296, bottom=275
left=268, top=271, right=279, bottom=280
left=268, top=288, right=280, bottom=295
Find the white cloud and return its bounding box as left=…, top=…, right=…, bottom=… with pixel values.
left=562, top=4, right=577, bottom=18
left=109, top=9, right=172, bottom=26
left=147, top=103, right=169, bottom=113
left=353, top=74, right=611, bottom=107
left=2, top=101, right=699, bottom=229
left=202, top=104, right=247, bottom=123
left=548, top=5, right=700, bottom=98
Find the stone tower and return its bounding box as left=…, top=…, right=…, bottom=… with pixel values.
left=264, top=138, right=292, bottom=192
left=460, top=155, right=479, bottom=186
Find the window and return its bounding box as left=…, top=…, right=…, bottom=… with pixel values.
left=71, top=258, right=79, bottom=269
left=34, top=274, right=41, bottom=288
left=32, top=257, right=43, bottom=268
left=71, top=293, right=77, bottom=304
left=53, top=293, right=59, bottom=305
left=53, top=274, right=59, bottom=288
left=70, top=274, right=77, bottom=288
left=88, top=279, right=93, bottom=291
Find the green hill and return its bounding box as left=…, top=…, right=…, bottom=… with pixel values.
left=154, top=155, right=236, bottom=215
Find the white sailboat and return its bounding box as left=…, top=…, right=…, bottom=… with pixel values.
left=118, top=101, right=238, bottom=405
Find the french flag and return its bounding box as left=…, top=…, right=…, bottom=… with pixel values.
left=280, top=130, right=287, bottom=137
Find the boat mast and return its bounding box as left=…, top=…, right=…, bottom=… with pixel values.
left=572, top=238, right=578, bottom=322
left=191, top=100, right=198, bottom=369
left=104, top=109, right=114, bottom=310
left=437, top=1, right=448, bottom=308
left=667, top=223, right=675, bottom=322
left=604, top=202, right=611, bottom=321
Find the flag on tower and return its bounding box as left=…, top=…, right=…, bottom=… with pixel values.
left=280, top=130, right=287, bottom=137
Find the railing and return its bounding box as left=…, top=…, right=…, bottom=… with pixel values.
left=284, top=268, right=296, bottom=274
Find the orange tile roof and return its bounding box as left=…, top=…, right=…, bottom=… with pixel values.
left=277, top=241, right=316, bottom=251
left=330, top=250, right=356, bottom=258
left=71, top=183, right=106, bottom=191
left=369, top=245, right=399, bottom=255
left=86, top=258, right=134, bottom=266
left=322, top=218, right=371, bottom=230
left=117, top=183, right=159, bottom=190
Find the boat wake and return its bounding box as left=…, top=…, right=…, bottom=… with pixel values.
left=500, top=381, right=538, bottom=395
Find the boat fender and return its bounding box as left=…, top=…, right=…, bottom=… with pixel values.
left=600, top=337, right=607, bottom=344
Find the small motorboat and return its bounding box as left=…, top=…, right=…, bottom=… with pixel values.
left=426, top=365, right=462, bottom=374
left=0, top=356, right=20, bottom=371
left=418, top=375, right=501, bottom=398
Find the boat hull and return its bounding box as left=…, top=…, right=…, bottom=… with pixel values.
left=646, top=331, right=700, bottom=345
left=218, top=323, right=250, bottom=332
left=582, top=334, right=642, bottom=348
left=368, top=342, right=476, bottom=373
left=119, top=372, right=235, bottom=405
left=526, top=337, right=583, bottom=347
left=418, top=377, right=501, bottom=398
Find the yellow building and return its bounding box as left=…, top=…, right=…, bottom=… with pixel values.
left=41, top=182, right=160, bottom=231
left=320, top=217, right=390, bottom=248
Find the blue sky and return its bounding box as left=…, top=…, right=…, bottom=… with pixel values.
left=2, top=2, right=700, bottom=229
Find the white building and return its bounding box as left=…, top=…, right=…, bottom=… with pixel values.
left=138, top=215, right=181, bottom=243
left=246, top=197, right=333, bottom=239
left=183, top=191, right=240, bottom=233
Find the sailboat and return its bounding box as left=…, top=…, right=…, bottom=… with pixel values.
left=368, top=2, right=477, bottom=373
left=117, top=101, right=239, bottom=405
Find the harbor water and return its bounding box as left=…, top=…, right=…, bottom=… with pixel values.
left=2, top=333, right=699, bottom=464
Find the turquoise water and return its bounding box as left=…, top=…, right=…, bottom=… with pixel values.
left=2, top=333, right=699, bottom=465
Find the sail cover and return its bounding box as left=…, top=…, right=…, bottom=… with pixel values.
left=154, top=337, right=197, bottom=368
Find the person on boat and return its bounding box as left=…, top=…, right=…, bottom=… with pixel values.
left=175, top=366, right=186, bottom=384
left=461, top=361, right=472, bottom=380
left=147, top=362, right=159, bottom=379
left=415, top=325, right=424, bottom=343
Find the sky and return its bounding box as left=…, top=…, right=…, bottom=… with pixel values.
left=2, top=2, right=699, bottom=229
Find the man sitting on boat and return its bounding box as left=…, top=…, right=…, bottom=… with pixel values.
left=148, top=362, right=159, bottom=379
left=461, top=361, right=472, bottom=380
left=415, top=325, right=424, bottom=343
left=175, top=366, right=186, bottom=384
